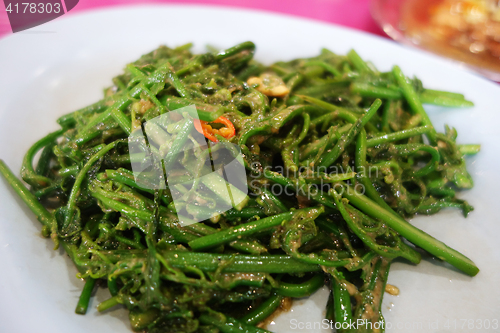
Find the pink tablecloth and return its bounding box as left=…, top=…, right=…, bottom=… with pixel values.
left=0, top=0, right=385, bottom=39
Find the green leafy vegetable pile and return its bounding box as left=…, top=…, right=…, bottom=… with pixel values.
left=0, top=41, right=479, bottom=333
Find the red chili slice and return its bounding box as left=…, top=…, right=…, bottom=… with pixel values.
left=194, top=116, right=235, bottom=142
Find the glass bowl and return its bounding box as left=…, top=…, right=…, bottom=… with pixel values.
left=371, top=0, right=500, bottom=81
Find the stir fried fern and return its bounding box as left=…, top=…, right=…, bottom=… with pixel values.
left=0, top=41, right=480, bottom=333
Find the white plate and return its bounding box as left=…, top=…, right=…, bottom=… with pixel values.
left=1, top=5, right=499, bottom=333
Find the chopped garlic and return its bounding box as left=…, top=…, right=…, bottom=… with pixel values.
left=385, top=284, right=400, bottom=296
left=247, top=73, right=290, bottom=97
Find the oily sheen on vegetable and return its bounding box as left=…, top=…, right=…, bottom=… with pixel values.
left=0, top=41, right=480, bottom=333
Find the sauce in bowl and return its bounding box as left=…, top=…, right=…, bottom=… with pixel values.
left=401, top=0, right=500, bottom=77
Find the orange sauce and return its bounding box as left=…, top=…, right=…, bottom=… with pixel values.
left=401, top=0, right=500, bottom=75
